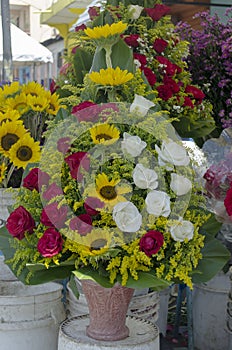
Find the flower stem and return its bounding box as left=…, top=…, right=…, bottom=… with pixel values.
left=105, top=45, right=112, bottom=69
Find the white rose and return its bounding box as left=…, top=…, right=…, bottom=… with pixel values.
left=133, top=164, right=158, bottom=190
left=155, top=139, right=190, bottom=166
left=130, top=94, right=155, bottom=117
left=121, top=132, right=147, bottom=157
left=113, top=201, right=142, bottom=232
left=145, top=190, right=171, bottom=217
left=170, top=218, right=194, bottom=242
left=128, top=5, right=144, bottom=19
left=170, top=173, right=192, bottom=196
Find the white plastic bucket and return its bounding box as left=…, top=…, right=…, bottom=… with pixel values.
left=0, top=281, right=66, bottom=350
left=193, top=272, right=230, bottom=350
left=0, top=188, right=16, bottom=228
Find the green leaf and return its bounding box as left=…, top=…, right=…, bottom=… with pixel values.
left=73, top=267, right=113, bottom=288
left=121, top=271, right=171, bottom=291
left=91, top=47, right=107, bottom=72
left=54, top=107, right=69, bottom=123
left=73, top=48, right=93, bottom=84
left=111, top=39, right=135, bottom=73
left=192, top=235, right=230, bottom=284
left=69, top=274, right=80, bottom=300
left=199, top=214, right=222, bottom=237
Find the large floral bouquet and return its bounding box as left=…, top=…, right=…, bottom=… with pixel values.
left=0, top=101, right=229, bottom=289
left=0, top=81, right=63, bottom=188
left=176, top=8, right=232, bottom=136
left=55, top=0, right=215, bottom=142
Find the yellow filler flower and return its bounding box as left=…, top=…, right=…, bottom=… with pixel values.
left=0, top=162, right=7, bottom=183
left=89, top=67, right=133, bottom=86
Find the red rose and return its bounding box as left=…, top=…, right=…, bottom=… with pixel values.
left=65, top=152, right=90, bottom=181
left=75, top=24, right=87, bottom=32
left=57, top=137, right=71, bottom=154
left=72, top=101, right=99, bottom=122
left=225, top=187, right=232, bottom=216
left=88, top=6, right=100, bottom=20
left=185, top=85, right=205, bottom=103
left=69, top=214, right=92, bottom=235
left=143, top=67, right=156, bottom=86
left=42, top=183, right=63, bottom=201
left=156, top=56, right=181, bottom=76
left=59, top=63, right=71, bottom=75
left=183, top=96, right=194, bottom=109
left=163, top=76, right=180, bottom=93
left=6, top=206, right=35, bottom=240
left=84, top=197, right=104, bottom=216
left=37, top=228, right=63, bottom=258
left=124, top=34, right=140, bottom=47
left=157, top=84, right=173, bottom=100
left=139, top=230, right=164, bottom=257
left=153, top=38, right=168, bottom=53
left=133, top=53, right=147, bottom=67
left=144, top=4, right=170, bottom=21
left=23, top=168, right=50, bottom=192
left=49, top=79, right=59, bottom=94
left=40, top=202, right=68, bottom=229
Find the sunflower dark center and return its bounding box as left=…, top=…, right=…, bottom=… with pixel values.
left=2, top=133, right=19, bottom=151
left=49, top=103, right=55, bottom=111
left=91, top=238, right=107, bottom=250
left=16, top=146, right=33, bottom=161
left=96, top=133, right=112, bottom=141
left=100, top=185, right=117, bottom=200
left=34, top=104, right=43, bottom=108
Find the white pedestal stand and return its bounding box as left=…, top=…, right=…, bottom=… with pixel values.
left=58, top=315, right=160, bottom=350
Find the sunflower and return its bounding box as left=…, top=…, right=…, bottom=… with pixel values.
left=78, top=228, right=112, bottom=256
left=84, top=21, right=127, bottom=40
left=0, top=82, right=20, bottom=98
left=89, top=67, right=134, bottom=86
left=45, top=91, right=62, bottom=115
left=21, top=81, right=45, bottom=97
left=0, top=121, right=27, bottom=156
left=0, top=110, right=21, bottom=125
left=85, top=173, right=131, bottom=210
left=8, top=133, right=41, bottom=169
left=0, top=162, right=7, bottom=183
left=27, top=94, right=49, bottom=112
left=90, top=124, right=120, bottom=145
left=5, top=93, right=29, bottom=115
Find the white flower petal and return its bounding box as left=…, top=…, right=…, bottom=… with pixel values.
left=121, top=132, right=147, bottom=157
left=133, top=163, right=158, bottom=190
left=170, top=173, right=192, bottom=196
left=145, top=190, right=171, bottom=217
left=113, top=201, right=142, bottom=232
left=130, top=94, right=155, bottom=117
left=170, top=218, right=194, bottom=242
left=155, top=139, right=190, bottom=166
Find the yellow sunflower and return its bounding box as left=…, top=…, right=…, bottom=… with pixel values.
left=90, top=124, right=120, bottom=145
left=5, top=93, right=29, bottom=115
left=85, top=173, right=131, bottom=210
left=27, top=94, right=49, bottom=112
left=78, top=228, right=112, bottom=256
left=0, top=121, right=27, bottom=156
left=0, top=110, right=21, bottom=125
left=21, top=81, right=45, bottom=97
left=84, top=21, right=127, bottom=40
left=0, top=162, right=7, bottom=183
left=89, top=67, right=134, bottom=86
left=0, top=82, right=20, bottom=98
left=8, top=133, right=41, bottom=169
left=45, top=91, right=62, bottom=115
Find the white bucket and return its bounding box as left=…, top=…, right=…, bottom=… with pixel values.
left=192, top=272, right=230, bottom=350
left=0, top=188, right=16, bottom=228
left=156, top=287, right=170, bottom=336
left=0, top=280, right=66, bottom=350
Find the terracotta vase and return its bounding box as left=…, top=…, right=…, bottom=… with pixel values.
left=81, top=279, right=134, bottom=341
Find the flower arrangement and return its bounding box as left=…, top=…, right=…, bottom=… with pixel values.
left=176, top=8, right=232, bottom=136
left=0, top=81, right=63, bottom=188
left=0, top=102, right=229, bottom=289
left=0, top=1, right=229, bottom=290
left=55, top=0, right=215, bottom=142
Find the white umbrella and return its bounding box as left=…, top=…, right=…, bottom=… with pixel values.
left=0, top=17, right=53, bottom=64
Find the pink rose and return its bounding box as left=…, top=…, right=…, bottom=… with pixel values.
left=144, top=4, right=170, bottom=21
left=75, top=24, right=87, bottom=32
left=225, top=187, right=232, bottom=216
left=65, top=152, right=90, bottom=181
left=69, top=214, right=92, bottom=235
left=22, top=168, right=50, bottom=192
left=57, top=137, right=71, bottom=154
left=139, top=230, right=164, bottom=257
left=88, top=6, right=100, bottom=20
left=6, top=206, right=35, bottom=240
left=42, top=183, right=63, bottom=201
left=37, top=228, right=63, bottom=257
left=72, top=101, right=99, bottom=122
left=84, top=197, right=104, bottom=216
left=153, top=38, right=168, bottom=53
left=40, top=202, right=68, bottom=229
left=59, top=63, right=71, bottom=75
